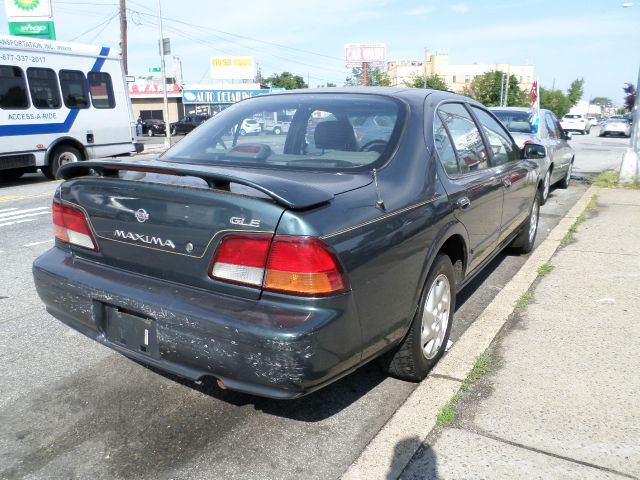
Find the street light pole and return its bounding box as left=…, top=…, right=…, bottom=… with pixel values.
left=157, top=0, right=171, bottom=148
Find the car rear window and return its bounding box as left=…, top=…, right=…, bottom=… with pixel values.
left=564, top=114, right=581, bottom=119
left=491, top=110, right=536, bottom=134
left=161, top=93, right=404, bottom=171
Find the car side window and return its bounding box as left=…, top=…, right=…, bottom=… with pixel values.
left=547, top=112, right=564, bottom=139
left=437, top=103, right=488, bottom=174
left=433, top=115, right=459, bottom=176
left=472, top=107, right=519, bottom=166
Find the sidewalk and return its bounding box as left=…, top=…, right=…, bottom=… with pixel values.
left=399, top=187, right=640, bottom=479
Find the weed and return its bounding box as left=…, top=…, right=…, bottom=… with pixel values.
left=592, top=170, right=640, bottom=189
left=537, top=262, right=555, bottom=276
left=436, top=393, right=459, bottom=426
left=561, top=194, right=598, bottom=244
left=514, top=291, right=533, bottom=309
left=462, top=352, right=493, bottom=390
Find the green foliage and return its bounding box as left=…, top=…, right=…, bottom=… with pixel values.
left=540, top=78, right=584, bottom=118
left=514, top=291, right=533, bottom=309
left=537, top=263, right=555, bottom=276
left=462, top=352, right=493, bottom=390
left=344, top=67, right=390, bottom=87
left=436, top=394, right=459, bottom=426
left=591, top=96, right=612, bottom=108
left=461, top=70, right=527, bottom=107
left=264, top=71, right=308, bottom=90
left=405, top=73, right=449, bottom=91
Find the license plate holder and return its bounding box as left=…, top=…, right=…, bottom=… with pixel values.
left=104, top=305, right=159, bottom=359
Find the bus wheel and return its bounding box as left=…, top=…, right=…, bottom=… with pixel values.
left=44, top=145, right=83, bottom=179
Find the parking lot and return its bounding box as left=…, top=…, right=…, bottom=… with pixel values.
left=0, top=131, right=627, bottom=479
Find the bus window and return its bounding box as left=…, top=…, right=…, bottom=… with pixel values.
left=0, top=65, right=29, bottom=109
left=59, top=70, right=89, bottom=108
left=27, top=67, right=61, bottom=109
left=88, top=72, right=115, bottom=109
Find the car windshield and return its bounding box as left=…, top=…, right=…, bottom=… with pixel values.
left=491, top=110, right=536, bottom=134
left=161, top=93, right=403, bottom=171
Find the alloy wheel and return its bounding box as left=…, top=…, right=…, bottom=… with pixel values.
left=421, top=273, right=451, bottom=360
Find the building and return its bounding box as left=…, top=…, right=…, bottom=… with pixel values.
left=129, top=80, right=183, bottom=122
left=387, top=50, right=534, bottom=94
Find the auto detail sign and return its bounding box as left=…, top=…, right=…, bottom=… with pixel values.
left=5, top=0, right=53, bottom=18
left=210, top=56, right=255, bottom=80
left=182, top=88, right=269, bottom=105
left=345, top=43, right=386, bottom=66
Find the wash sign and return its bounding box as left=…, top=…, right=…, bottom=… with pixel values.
left=182, top=89, right=270, bottom=104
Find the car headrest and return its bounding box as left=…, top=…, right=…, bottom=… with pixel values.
left=314, top=120, right=357, bottom=151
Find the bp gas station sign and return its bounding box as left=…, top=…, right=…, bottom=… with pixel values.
left=5, top=0, right=56, bottom=40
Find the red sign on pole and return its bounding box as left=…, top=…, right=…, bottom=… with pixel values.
left=344, top=43, right=386, bottom=67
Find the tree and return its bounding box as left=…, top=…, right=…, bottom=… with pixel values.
left=591, top=96, right=613, bottom=108
left=539, top=78, right=585, bottom=118
left=623, top=83, right=636, bottom=112
left=264, top=71, right=308, bottom=90
left=461, top=70, right=528, bottom=107
left=344, top=67, right=390, bottom=87
left=405, top=73, right=449, bottom=91
left=566, top=78, right=584, bottom=106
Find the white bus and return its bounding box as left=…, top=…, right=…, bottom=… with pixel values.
left=0, top=35, right=142, bottom=180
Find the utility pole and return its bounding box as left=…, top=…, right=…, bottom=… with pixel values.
left=119, top=0, right=127, bottom=74
left=157, top=0, right=171, bottom=147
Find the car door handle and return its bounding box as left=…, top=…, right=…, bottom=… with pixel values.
left=503, top=178, right=512, bottom=189
left=456, top=197, right=471, bottom=210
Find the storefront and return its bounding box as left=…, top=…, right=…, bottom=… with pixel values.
left=128, top=82, right=183, bottom=123
left=181, top=84, right=272, bottom=114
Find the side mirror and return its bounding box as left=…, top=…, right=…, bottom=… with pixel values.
left=522, top=143, right=547, bottom=160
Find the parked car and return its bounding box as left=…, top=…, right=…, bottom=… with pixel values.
left=33, top=88, right=545, bottom=399
left=490, top=107, right=574, bottom=205
left=560, top=114, right=591, bottom=135
left=238, top=118, right=261, bottom=136
left=586, top=116, right=599, bottom=126
left=599, top=118, right=631, bottom=137
left=169, top=114, right=210, bottom=135
left=263, top=119, right=291, bottom=135
left=142, top=119, right=166, bottom=137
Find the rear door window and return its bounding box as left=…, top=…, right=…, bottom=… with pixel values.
left=0, top=65, right=29, bottom=109
left=437, top=103, right=488, bottom=174
left=472, top=107, right=519, bottom=166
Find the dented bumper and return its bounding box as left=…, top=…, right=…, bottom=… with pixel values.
left=33, top=248, right=363, bottom=399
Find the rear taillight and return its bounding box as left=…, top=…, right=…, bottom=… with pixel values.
left=209, top=235, right=348, bottom=297
left=52, top=201, right=98, bottom=250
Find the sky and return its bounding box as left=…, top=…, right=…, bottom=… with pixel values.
left=1, top=0, right=638, bottom=105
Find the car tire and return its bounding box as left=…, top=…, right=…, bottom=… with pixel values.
left=147, top=130, right=154, bottom=137
left=273, top=127, right=282, bottom=135
left=511, top=190, right=540, bottom=254
left=240, top=129, right=247, bottom=136
left=540, top=169, right=551, bottom=206
left=379, top=254, right=455, bottom=381
left=557, top=160, right=572, bottom=189
left=171, top=127, right=177, bottom=136
left=44, top=145, right=83, bottom=180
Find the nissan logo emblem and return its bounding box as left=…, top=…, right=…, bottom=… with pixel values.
left=135, top=209, right=149, bottom=223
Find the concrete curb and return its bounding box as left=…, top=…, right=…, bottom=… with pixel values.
left=341, top=185, right=601, bottom=480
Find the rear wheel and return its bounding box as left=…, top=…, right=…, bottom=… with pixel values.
left=379, top=254, right=455, bottom=381
left=540, top=170, right=551, bottom=205
left=511, top=190, right=540, bottom=254
left=43, top=145, right=83, bottom=179
left=557, top=160, right=572, bottom=189
left=273, top=127, right=282, bottom=135
left=147, top=129, right=154, bottom=137
left=171, top=127, right=177, bottom=136
left=240, top=129, right=247, bottom=136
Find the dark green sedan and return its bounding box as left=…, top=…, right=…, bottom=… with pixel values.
left=33, top=88, right=544, bottom=398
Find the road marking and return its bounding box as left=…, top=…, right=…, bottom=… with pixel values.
left=0, top=192, right=53, bottom=203
left=0, top=208, right=18, bottom=214
left=0, top=218, right=37, bottom=228
left=24, top=239, right=54, bottom=247
left=0, top=206, right=49, bottom=219
left=0, top=211, right=50, bottom=223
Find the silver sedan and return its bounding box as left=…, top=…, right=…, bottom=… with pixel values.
left=599, top=119, right=631, bottom=137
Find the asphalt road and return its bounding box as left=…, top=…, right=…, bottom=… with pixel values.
left=0, top=134, right=619, bottom=479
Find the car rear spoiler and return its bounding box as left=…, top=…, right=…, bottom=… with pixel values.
left=58, top=159, right=334, bottom=210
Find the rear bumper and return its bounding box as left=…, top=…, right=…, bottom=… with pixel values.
left=33, top=248, right=363, bottom=399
